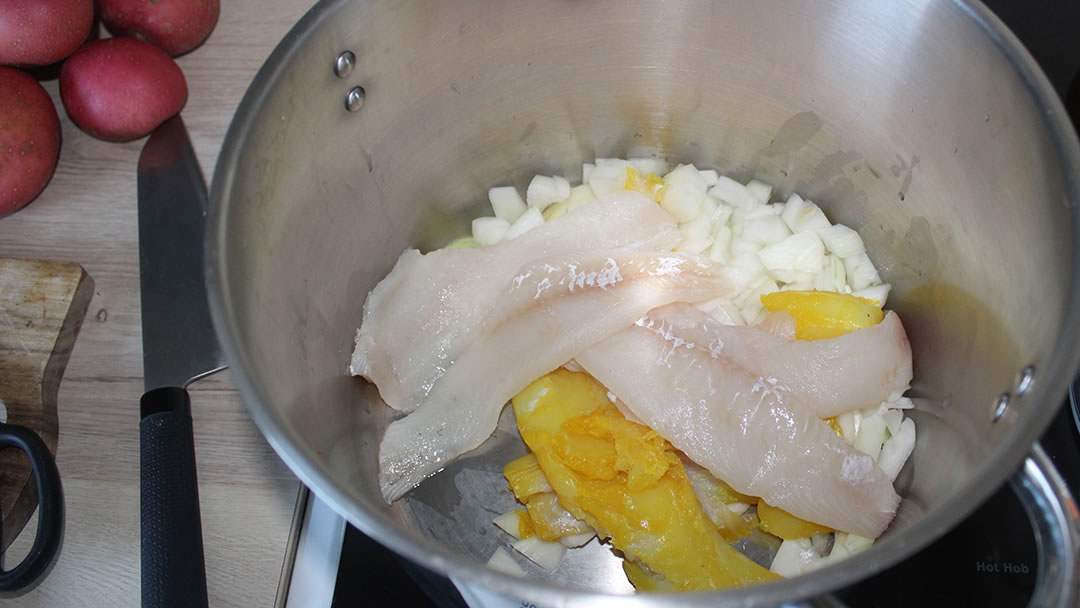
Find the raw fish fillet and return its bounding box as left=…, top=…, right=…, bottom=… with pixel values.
left=351, top=191, right=680, bottom=413
left=576, top=305, right=900, bottom=537
left=646, top=304, right=912, bottom=418
left=378, top=251, right=731, bottom=502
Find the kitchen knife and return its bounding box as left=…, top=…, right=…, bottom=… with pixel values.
left=138, top=115, right=226, bottom=608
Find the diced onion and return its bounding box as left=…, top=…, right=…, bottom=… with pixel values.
left=487, top=547, right=527, bottom=577
left=727, top=253, right=769, bottom=293
left=745, top=179, right=773, bottom=205
left=818, top=224, right=866, bottom=258
left=742, top=215, right=792, bottom=246
left=680, top=213, right=714, bottom=242
left=493, top=510, right=526, bottom=540
left=488, top=186, right=527, bottom=223
left=730, top=237, right=764, bottom=256
left=587, top=160, right=628, bottom=196
left=472, top=217, right=510, bottom=246
left=879, top=418, right=916, bottom=482
left=853, top=411, right=887, bottom=461
left=709, top=225, right=733, bottom=263
left=661, top=164, right=707, bottom=222
left=675, top=238, right=714, bottom=254
left=708, top=176, right=759, bottom=209
left=512, top=536, right=568, bottom=570
left=565, top=184, right=597, bottom=210
left=759, top=231, right=826, bottom=275
left=505, top=207, right=545, bottom=240
left=813, top=255, right=848, bottom=292
left=526, top=175, right=571, bottom=210
left=770, top=538, right=823, bottom=576
left=852, top=284, right=891, bottom=307
left=698, top=169, right=720, bottom=186
left=843, top=252, right=882, bottom=290
left=628, top=157, right=669, bottom=176
left=781, top=193, right=831, bottom=233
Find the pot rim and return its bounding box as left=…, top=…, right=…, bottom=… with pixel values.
left=206, top=0, right=1080, bottom=604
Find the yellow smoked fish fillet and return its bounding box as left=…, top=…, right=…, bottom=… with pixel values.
left=512, top=369, right=780, bottom=590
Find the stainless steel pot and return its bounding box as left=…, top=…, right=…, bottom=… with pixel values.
left=207, top=0, right=1080, bottom=604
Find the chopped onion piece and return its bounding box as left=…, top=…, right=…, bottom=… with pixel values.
left=487, top=547, right=527, bottom=577
left=836, top=412, right=857, bottom=445
left=504, top=207, right=545, bottom=240
left=493, top=510, right=525, bottom=539
left=526, top=175, right=571, bottom=210
left=488, top=186, right=527, bottom=223
left=882, top=409, right=904, bottom=436
left=512, top=536, right=568, bottom=570
left=781, top=193, right=831, bottom=233
left=727, top=252, right=769, bottom=293
left=472, top=216, right=510, bottom=246
left=743, top=215, right=792, bottom=246
left=759, top=231, right=826, bottom=274
left=770, top=538, right=823, bottom=576
left=582, top=162, right=595, bottom=183
left=661, top=164, right=707, bottom=222
left=445, top=236, right=479, bottom=249
left=709, top=176, right=759, bottom=209
left=770, top=269, right=815, bottom=284
left=843, top=252, right=882, bottom=290
left=730, top=237, right=764, bottom=256
left=727, top=502, right=750, bottom=514
left=680, top=213, right=714, bottom=242
left=628, top=157, right=669, bottom=176
left=892, top=396, right=915, bottom=410
left=879, top=418, right=916, bottom=482
left=736, top=278, right=778, bottom=322
left=818, top=224, right=866, bottom=258
left=813, top=255, right=848, bottom=292
left=698, top=169, right=720, bottom=186
left=586, top=160, right=628, bottom=196
left=709, top=225, right=733, bottom=263
left=559, top=532, right=596, bottom=548
left=709, top=201, right=734, bottom=232
left=853, top=411, right=887, bottom=461
left=543, top=201, right=569, bottom=221
left=745, top=179, right=773, bottom=205
left=852, top=284, right=891, bottom=307
left=565, top=184, right=597, bottom=211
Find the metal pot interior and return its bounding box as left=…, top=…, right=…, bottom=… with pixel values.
left=208, top=0, right=1080, bottom=604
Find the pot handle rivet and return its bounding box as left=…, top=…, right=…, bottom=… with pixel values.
left=334, top=51, right=356, bottom=78
left=993, top=392, right=1010, bottom=422
left=1016, top=366, right=1035, bottom=395
left=345, top=86, right=366, bottom=112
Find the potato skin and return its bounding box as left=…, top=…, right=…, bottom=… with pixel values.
left=0, top=68, right=61, bottom=216
left=0, top=0, right=95, bottom=67
left=59, top=38, right=188, bottom=142
left=97, top=0, right=220, bottom=57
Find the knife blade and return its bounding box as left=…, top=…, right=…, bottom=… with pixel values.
left=137, top=115, right=225, bottom=608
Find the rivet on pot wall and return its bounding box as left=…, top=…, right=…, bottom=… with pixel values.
left=334, top=51, right=355, bottom=78
left=1016, top=366, right=1035, bottom=395
left=993, top=392, right=1010, bottom=422
left=345, top=86, right=366, bottom=112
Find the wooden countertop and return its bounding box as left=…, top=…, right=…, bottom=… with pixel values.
left=0, top=2, right=318, bottom=605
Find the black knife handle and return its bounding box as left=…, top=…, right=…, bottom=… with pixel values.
left=140, top=387, right=209, bottom=608
left=0, top=422, right=64, bottom=592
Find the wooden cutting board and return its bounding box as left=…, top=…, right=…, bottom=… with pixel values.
left=0, top=258, right=93, bottom=553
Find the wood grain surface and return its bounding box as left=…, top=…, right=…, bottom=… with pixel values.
left=0, top=258, right=93, bottom=554
left=0, top=2, right=318, bottom=605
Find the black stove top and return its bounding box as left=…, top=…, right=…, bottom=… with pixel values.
left=331, top=3, right=1080, bottom=606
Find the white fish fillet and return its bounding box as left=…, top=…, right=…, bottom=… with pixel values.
left=643, top=304, right=912, bottom=418
left=576, top=306, right=900, bottom=537
left=351, top=191, right=680, bottom=413
left=378, top=251, right=731, bottom=502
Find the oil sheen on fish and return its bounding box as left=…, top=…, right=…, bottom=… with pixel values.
left=351, top=191, right=680, bottom=413
left=648, top=304, right=912, bottom=418
left=576, top=305, right=900, bottom=538
left=378, top=251, right=731, bottom=502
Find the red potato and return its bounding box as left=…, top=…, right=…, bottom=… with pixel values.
left=59, top=38, right=187, bottom=142
left=97, top=0, right=220, bottom=57
left=0, top=0, right=95, bottom=66
left=0, top=68, right=61, bottom=216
